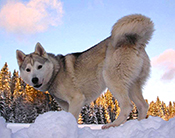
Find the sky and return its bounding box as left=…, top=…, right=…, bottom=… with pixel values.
left=0, top=0, right=175, bottom=104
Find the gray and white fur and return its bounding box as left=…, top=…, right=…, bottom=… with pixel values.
left=16, top=14, right=154, bottom=129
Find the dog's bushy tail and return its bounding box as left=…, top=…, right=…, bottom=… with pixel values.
left=111, top=14, right=154, bottom=48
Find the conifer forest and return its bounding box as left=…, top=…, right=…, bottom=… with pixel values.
left=0, top=63, right=175, bottom=124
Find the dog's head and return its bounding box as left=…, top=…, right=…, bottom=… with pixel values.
left=16, top=43, right=54, bottom=91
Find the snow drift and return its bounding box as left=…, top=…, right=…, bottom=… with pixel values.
left=0, top=111, right=175, bottom=138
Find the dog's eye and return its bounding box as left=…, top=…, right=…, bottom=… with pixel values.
left=38, top=65, right=42, bottom=70
left=26, top=68, right=31, bottom=72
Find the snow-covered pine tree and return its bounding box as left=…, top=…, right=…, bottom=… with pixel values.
left=10, top=70, right=19, bottom=98
left=0, top=97, right=5, bottom=117
left=81, top=105, right=91, bottom=124
left=102, top=92, right=111, bottom=124
left=95, top=97, right=105, bottom=124
left=13, top=94, right=38, bottom=123
left=8, top=76, right=24, bottom=122
left=168, top=101, right=175, bottom=119
left=161, top=101, right=169, bottom=121
left=0, top=63, right=11, bottom=104
left=10, top=81, right=37, bottom=123
left=25, top=84, right=47, bottom=115
left=127, top=101, right=138, bottom=120
left=114, top=99, right=120, bottom=120
left=89, top=102, right=98, bottom=124
left=104, top=90, right=117, bottom=122
left=78, top=113, right=83, bottom=124
left=0, top=63, right=13, bottom=122
left=49, top=95, right=62, bottom=111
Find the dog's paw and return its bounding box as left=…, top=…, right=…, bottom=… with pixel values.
left=101, top=123, right=117, bottom=129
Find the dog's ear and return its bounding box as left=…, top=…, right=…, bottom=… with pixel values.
left=16, top=50, right=26, bottom=66
left=35, top=42, right=48, bottom=58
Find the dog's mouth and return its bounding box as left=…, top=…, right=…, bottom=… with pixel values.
left=33, top=78, right=44, bottom=89
left=34, top=83, right=42, bottom=88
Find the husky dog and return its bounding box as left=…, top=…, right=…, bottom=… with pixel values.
left=16, top=14, right=154, bottom=129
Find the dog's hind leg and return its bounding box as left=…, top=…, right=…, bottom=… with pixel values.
left=129, top=52, right=150, bottom=121
left=102, top=83, right=133, bottom=129
left=129, top=82, right=148, bottom=120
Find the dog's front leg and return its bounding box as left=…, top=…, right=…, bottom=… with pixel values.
left=68, top=93, right=85, bottom=121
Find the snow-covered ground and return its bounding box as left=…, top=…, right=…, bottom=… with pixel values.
left=0, top=111, right=175, bottom=138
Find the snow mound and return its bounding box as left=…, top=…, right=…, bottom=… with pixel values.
left=79, top=116, right=175, bottom=138
left=12, top=111, right=78, bottom=138
left=0, top=117, right=11, bottom=138
left=1, top=111, right=175, bottom=138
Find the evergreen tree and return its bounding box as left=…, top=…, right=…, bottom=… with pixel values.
left=13, top=94, right=38, bottom=123
left=94, top=97, right=103, bottom=124
left=13, top=77, right=24, bottom=101
left=114, top=99, right=120, bottom=120
left=161, top=101, right=169, bottom=121
left=156, top=96, right=164, bottom=118
left=128, top=102, right=138, bottom=120
left=102, top=92, right=111, bottom=124
left=81, top=105, right=91, bottom=124
left=0, top=63, right=12, bottom=122
left=0, top=63, right=11, bottom=104
left=168, top=101, right=175, bottom=119
left=89, top=102, right=98, bottom=124
left=25, top=84, right=49, bottom=115
left=78, top=113, right=83, bottom=124
left=0, top=97, right=5, bottom=117
left=10, top=70, right=19, bottom=98
left=49, top=96, right=62, bottom=111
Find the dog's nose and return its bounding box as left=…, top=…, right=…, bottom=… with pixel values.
left=32, top=77, right=38, bottom=84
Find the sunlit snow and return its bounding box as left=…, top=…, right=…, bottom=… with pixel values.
left=0, top=111, right=174, bottom=138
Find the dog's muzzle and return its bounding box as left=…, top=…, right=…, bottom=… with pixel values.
left=32, top=77, right=42, bottom=88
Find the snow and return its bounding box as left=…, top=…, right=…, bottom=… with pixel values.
left=0, top=111, right=175, bottom=138
left=12, top=111, right=78, bottom=138
left=0, top=118, right=11, bottom=138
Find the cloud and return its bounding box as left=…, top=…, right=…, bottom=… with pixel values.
left=0, top=0, right=63, bottom=34
left=161, top=69, right=175, bottom=80
left=151, top=49, right=175, bottom=81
